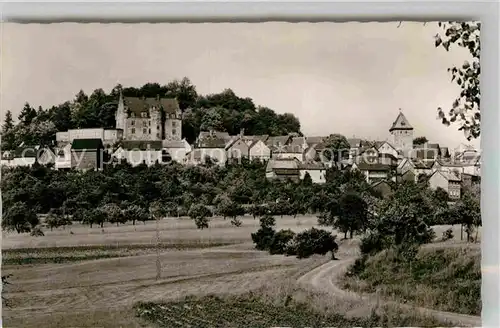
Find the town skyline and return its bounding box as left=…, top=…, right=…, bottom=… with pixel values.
left=1, top=22, right=480, bottom=150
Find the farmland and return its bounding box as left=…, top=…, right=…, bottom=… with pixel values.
left=2, top=216, right=481, bottom=327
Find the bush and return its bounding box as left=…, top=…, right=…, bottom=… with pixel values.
left=441, top=228, right=454, bottom=241
left=290, top=228, right=338, bottom=259
left=251, top=215, right=277, bottom=251
left=30, top=226, right=45, bottom=237
left=269, top=229, right=296, bottom=255
left=360, top=232, right=392, bottom=256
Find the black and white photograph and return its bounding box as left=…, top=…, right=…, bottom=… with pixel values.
left=1, top=21, right=481, bottom=327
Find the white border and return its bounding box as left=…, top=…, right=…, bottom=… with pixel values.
left=0, top=1, right=498, bottom=327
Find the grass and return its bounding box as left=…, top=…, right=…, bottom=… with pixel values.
left=2, top=242, right=233, bottom=265
left=134, top=294, right=451, bottom=328
left=342, top=246, right=481, bottom=316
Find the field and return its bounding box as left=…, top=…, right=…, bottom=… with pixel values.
left=2, top=216, right=322, bottom=327
left=1, top=216, right=481, bottom=327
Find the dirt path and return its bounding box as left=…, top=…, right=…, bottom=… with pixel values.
left=297, top=242, right=481, bottom=327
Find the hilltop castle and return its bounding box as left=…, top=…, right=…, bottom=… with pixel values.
left=115, top=92, right=182, bottom=141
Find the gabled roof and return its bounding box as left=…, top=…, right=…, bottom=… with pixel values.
left=298, top=161, right=326, bottom=170
left=347, top=138, right=362, bottom=148
left=376, top=141, right=397, bottom=152
left=71, top=138, right=104, bottom=151
left=248, top=139, right=269, bottom=149
left=271, top=144, right=304, bottom=154
left=124, top=96, right=180, bottom=116
left=121, top=140, right=163, bottom=151
left=197, top=136, right=227, bottom=148
left=266, top=158, right=300, bottom=171
left=354, top=162, right=393, bottom=171
left=266, top=136, right=292, bottom=147
left=431, top=170, right=461, bottom=182
left=306, top=136, right=327, bottom=145
left=290, top=137, right=307, bottom=147
left=225, top=137, right=249, bottom=150
left=389, top=111, right=413, bottom=131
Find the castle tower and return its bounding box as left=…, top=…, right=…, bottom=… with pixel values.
left=163, top=98, right=182, bottom=141
left=389, top=109, right=414, bottom=154
left=115, top=90, right=126, bottom=131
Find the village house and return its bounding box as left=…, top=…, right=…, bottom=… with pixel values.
left=186, top=134, right=227, bottom=166
left=226, top=137, right=250, bottom=160
left=162, top=139, right=192, bottom=163
left=298, top=161, right=327, bottom=184
left=375, top=141, right=400, bottom=159
left=56, top=128, right=123, bottom=147
left=196, top=131, right=233, bottom=148
left=11, top=145, right=39, bottom=167
left=70, top=138, right=105, bottom=170
left=271, top=144, right=305, bottom=161
left=265, top=158, right=300, bottom=182
left=351, top=161, right=394, bottom=184
left=248, top=139, right=271, bottom=161
left=428, top=170, right=462, bottom=200
left=266, top=135, right=292, bottom=149
left=113, top=140, right=164, bottom=166
left=1, top=150, right=14, bottom=167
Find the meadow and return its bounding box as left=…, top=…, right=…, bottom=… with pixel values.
left=1, top=215, right=481, bottom=327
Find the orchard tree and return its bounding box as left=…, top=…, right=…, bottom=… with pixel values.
left=2, top=202, right=39, bottom=233
left=435, top=21, right=480, bottom=140
left=188, top=203, right=212, bottom=229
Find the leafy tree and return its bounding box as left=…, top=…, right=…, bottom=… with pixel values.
left=413, top=136, right=428, bottom=146
left=289, top=228, right=339, bottom=260
left=449, top=191, right=481, bottom=242
left=188, top=203, right=212, bottom=229
left=435, top=21, right=480, bottom=140
left=251, top=215, right=277, bottom=251
left=322, top=134, right=350, bottom=166
left=165, top=77, right=198, bottom=111
left=336, top=192, right=368, bottom=239
left=2, top=202, right=39, bottom=233
left=45, top=208, right=72, bottom=231
left=102, top=203, right=125, bottom=227
left=269, top=229, right=296, bottom=255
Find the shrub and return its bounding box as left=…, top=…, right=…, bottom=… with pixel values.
left=290, top=228, right=338, bottom=259
left=251, top=215, right=277, bottom=251
left=30, top=226, right=45, bottom=237
left=441, top=228, right=454, bottom=241
left=360, top=232, right=392, bottom=256
left=269, top=229, right=296, bottom=255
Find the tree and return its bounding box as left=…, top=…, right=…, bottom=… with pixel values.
left=1, top=111, right=17, bottom=150
left=289, top=228, right=339, bottom=260
left=435, top=22, right=480, bottom=140
left=413, top=136, right=428, bottom=146
left=18, top=103, right=37, bottom=125
left=123, top=205, right=148, bottom=225
left=269, top=229, right=296, bottom=255
left=251, top=215, right=277, bottom=251
left=322, top=134, right=350, bottom=166
left=449, top=191, right=481, bottom=242
left=45, top=208, right=71, bottom=231
left=336, top=192, right=368, bottom=238
left=2, top=202, right=39, bottom=233
left=188, top=204, right=212, bottom=229
left=102, top=203, right=125, bottom=227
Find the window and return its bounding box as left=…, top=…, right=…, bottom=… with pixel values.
left=172, top=121, right=176, bottom=127
left=148, top=121, right=151, bottom=126
left=143, top=121, right=147, bottom=127
left=157, top=125, right=160, bottom=130
left=156, top=133, right=160, bottom=139
left=131, top=128, right=135, bottom=134
left=143, top=128, right=147, bottom=134
left=131, top=113, right=135, bottom=118
left=131, top=120, right=135, bottom=126
left=172, top=129, right=177, bottom=135
left=148, top=128, right=151, bottom=134
left=141, top=112, right=147, bottom=118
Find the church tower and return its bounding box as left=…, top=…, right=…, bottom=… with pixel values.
left=115, top=90, right=126, bottom=131
left=389, top=109, right=414, bottom=154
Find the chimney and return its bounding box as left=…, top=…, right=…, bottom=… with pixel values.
left=240, top=128, right=245, bottom=137
left=156, top=94, right=160, bottom=101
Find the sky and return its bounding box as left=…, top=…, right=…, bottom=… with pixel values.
left=1, top=22, right=479, bottom=150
